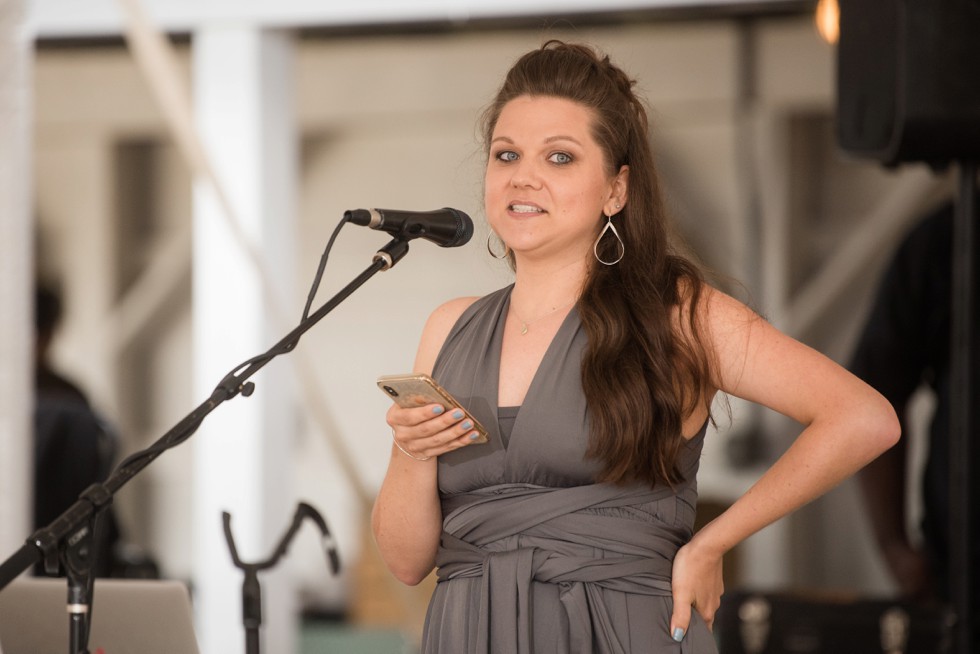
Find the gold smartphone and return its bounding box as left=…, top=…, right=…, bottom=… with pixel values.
left=376, top=373, right=489, bottom=444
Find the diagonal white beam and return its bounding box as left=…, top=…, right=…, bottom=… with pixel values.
left=103, top=222, right=192, bottom=355
left=785, top=168, right=946, bottom=335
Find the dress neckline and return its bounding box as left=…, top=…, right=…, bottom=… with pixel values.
left=491, top=287, right=578, bottom=409
left=490, top=286, right=580, bottom=449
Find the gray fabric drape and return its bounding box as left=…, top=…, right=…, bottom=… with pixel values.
left=422, top=287, right=717, bottom=653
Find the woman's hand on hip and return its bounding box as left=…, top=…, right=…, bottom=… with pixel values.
left=669, top=538, right=724, bottom=642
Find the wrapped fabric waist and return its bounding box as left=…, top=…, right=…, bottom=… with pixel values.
left=434, top=483, right=690, bottom=653
left=437, top=482, right=685, bottom=590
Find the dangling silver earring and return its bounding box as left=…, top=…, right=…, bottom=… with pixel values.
left=487, top=231, right=510, bottom=260
left=593, top=213, right=625, bottom=265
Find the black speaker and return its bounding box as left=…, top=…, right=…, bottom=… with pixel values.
left=837, top=0, right=980, bottom=166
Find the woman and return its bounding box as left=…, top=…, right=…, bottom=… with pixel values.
left=372, top=41, right=899, bottom=653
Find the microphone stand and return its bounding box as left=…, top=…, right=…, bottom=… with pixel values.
left=222, top=502, right=341, bottom=654
left=0, top=237, right=411, bottom=654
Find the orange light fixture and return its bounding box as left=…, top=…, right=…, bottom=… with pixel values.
left=815, top=0, right=840, bottom=44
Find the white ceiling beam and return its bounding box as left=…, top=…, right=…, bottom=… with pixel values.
left=28, top=0, right=805, bottom=39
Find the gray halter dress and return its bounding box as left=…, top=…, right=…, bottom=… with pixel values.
left=423, top=286, right=717, bottom=654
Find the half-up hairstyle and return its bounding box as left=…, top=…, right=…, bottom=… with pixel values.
left=481, top=40, right=713, bottom=488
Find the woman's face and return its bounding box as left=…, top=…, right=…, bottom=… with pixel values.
left=484, top=95, right=628, bottom=264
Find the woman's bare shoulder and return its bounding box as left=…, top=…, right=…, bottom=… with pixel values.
left=413, top=296, right=481, bottom=374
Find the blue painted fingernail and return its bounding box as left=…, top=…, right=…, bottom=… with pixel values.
left=432, top=406, right=444, bottom=415
left=452, top=410, right=464, bottom=419
left=672, top=627, right=684, bottom=642
left=469, top=432, right=481, bottom=440
left=462, top=420, right=473, bottom=430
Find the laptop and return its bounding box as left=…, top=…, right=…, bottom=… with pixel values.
left=0, top=578, right=200, bottom=654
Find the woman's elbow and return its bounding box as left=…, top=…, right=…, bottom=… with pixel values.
left=380, top=543, right=434, bottom=586
left=390, top=565, right=431, bottom=587
left=867, top=393, right=901, bottom=454
left=372, top=539, right=434, bottom=586
left=371, top=515, right=434, bottom=586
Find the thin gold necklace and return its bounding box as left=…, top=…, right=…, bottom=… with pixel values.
left=510, top=299, right=576, bottom=335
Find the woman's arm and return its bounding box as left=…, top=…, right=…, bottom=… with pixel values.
left=371, top=297, right=479, bottom=585
left=670, top=288, right=901, bottom=639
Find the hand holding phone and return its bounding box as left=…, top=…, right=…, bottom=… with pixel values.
left=377, top=373, right=489, bottom=444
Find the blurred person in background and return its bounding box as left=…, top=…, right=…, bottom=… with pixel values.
left=850, top=201, right=978, bottom=640
left=33, top=283, right=121, bottom=577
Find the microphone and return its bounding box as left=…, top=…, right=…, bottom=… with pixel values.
left=344, top=207, right=473, bottom=248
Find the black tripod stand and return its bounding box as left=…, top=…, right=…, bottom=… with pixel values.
left=223, top=502, right=341, bottom=654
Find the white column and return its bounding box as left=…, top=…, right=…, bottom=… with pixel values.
left=0, top=0, right=33, bottom=559
left=191, top=27, right=297, bottom=654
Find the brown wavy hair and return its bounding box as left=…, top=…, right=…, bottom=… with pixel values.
left=481, top=40, right=713, bottom=487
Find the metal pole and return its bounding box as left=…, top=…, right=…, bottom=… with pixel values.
left=949, top=161, right=977, bottom=654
